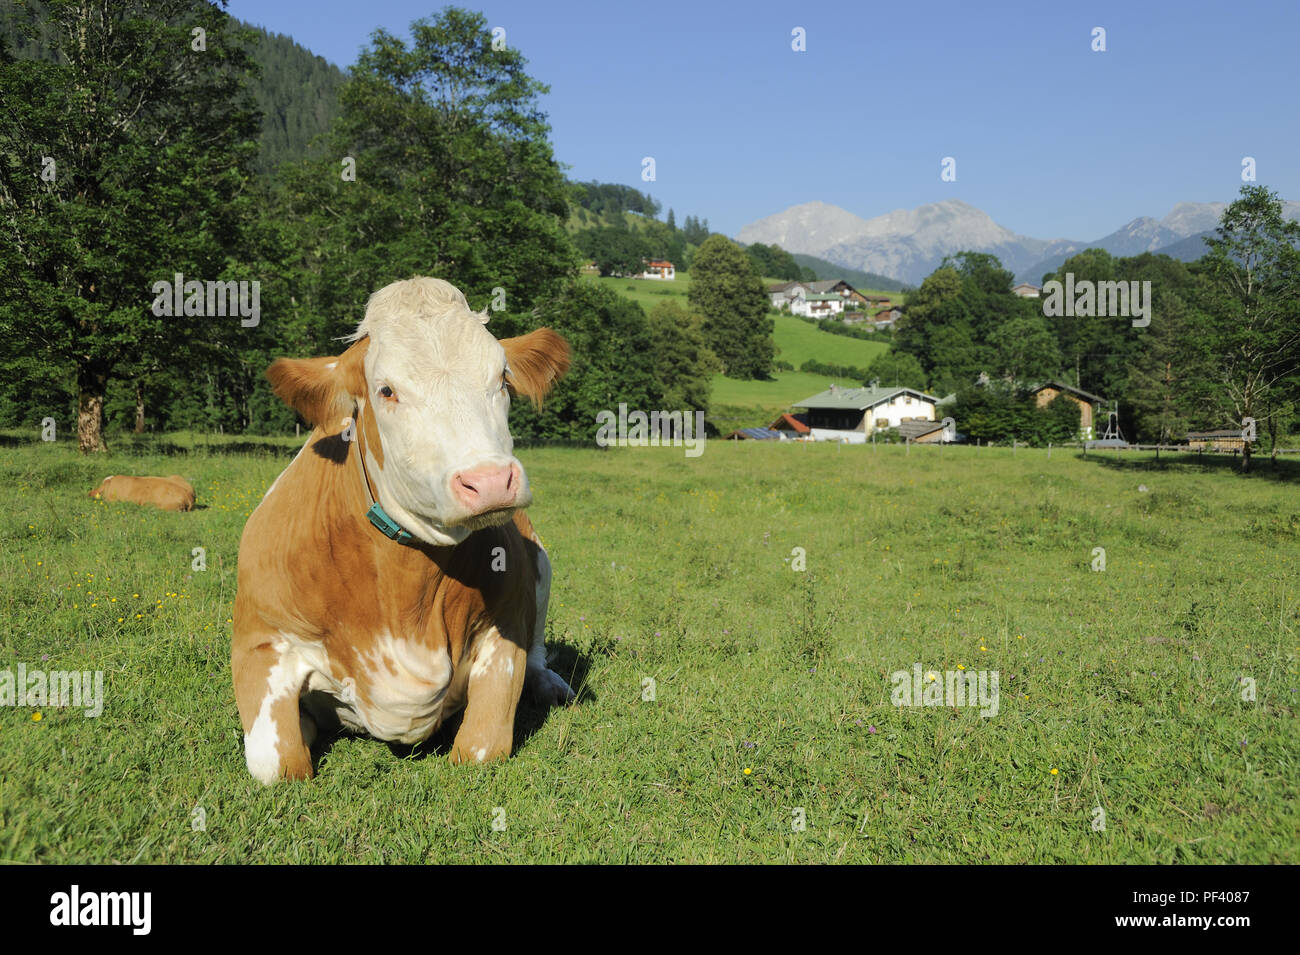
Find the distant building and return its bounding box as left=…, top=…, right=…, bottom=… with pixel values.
left=1012, top=283, right=1041, bottom=298
left=790, top=293, right=844, bottom=319
left=794, top=384, right=941, bottom=443
left=726, top=427, right=783, bottom=440
left=805, top=279, right=869, bottom=306
left=896, top=419, right=957, bottom=443
left=638, top=260, right=675, bottom=280
left=580, top=261, right=600, bottom=275
left=873, top=308, right=901, bottom=330
left=767, top=279, right=868, bottom=310
left=768, top=412, right=811, bottom=439
left=1028, top=380, right=1106, bottom=439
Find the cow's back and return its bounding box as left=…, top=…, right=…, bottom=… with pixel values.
left=94, top=474, right=195, bottom=511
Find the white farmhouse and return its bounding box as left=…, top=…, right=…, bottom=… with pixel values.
left=790, top=293, right=845, bottom=319
left=638, top=260, right=675, bottom=280
left=793, top=384, right=942, bottom=443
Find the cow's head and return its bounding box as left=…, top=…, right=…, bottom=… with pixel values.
left=267, top=277, right=569, bottom=546
left=89, top=476, right=113, bottom=499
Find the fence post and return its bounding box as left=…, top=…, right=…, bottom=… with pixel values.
left=1048, top=442, right=1052, bottom=460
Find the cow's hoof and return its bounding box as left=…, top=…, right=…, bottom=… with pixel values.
left=526, top=666, right=575, bottom=707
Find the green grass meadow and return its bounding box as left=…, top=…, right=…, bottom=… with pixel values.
left=1, top=433, right=1296, bottom=863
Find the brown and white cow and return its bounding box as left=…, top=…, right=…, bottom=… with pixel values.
left=90, top=474, right=195, bottom=512
left=232, top=277, right=574, bottom=784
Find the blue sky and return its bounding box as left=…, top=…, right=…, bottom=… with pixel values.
left=226, top=0, right=1299, bottom=242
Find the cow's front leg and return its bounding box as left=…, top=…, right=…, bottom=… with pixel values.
left=450, top=625, right=527, bottom=764
left=232, top=638, right=313, bottom=784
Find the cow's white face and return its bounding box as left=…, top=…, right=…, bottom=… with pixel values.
left=361, top=286, right=522, bottom=545
left=267, top=278, right=570, bottom=548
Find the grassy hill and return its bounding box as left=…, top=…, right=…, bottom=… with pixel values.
left=581, top=275, right=896, bottom=428
left=770, top=313, right=888, bottom=368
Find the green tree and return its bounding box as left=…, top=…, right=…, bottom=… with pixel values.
left=863, top=350, right=927, bottom=390
left=508, top=281, right=661, bottom=442
left=578, top=227, right=652, bottom=276
left=1198, top=185, right=1300, bottom=469
left=646, top=300, right=718, bottom=412
left=0, top=0, right=261, bottom=451
left=894, top=266, right=963, bottom=376
left=1122, top=256, right=1213, bottom=444
left=1040, top=247, right=1136, bottom=400
left=1043, top=392, right=1083, bottom=443
left=688, top=235, right=774, bottom=379
left=265, top=6, right=577, bottom=353
left=744, top=242, right=804, bottom=281
left=987, top=314, right=1060, bottom=387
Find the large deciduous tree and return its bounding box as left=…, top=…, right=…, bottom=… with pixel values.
left=267, top=6, right=577, bottom=348
left=0, top=0, right=260, bottom=452
left=687, top=235, right=773, bottom=380
left=1198, top=185, right=1300, bottom=470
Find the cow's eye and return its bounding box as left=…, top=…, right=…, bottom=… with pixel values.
left=379, top=385, right=396, bottom=400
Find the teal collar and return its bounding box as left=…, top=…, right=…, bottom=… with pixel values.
left=366, top=502, right=415, bottom=545
left=350, top=407, right=418, bottom=547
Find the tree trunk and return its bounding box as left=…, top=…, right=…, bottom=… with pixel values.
left=77, top=361, right=109, bottom=453
left=134, top=380, right=145, bottom=434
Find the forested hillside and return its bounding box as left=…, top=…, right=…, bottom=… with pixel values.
left=245, top=28, right=345, bottom=174
left=0, top=6, right=344, bottom=175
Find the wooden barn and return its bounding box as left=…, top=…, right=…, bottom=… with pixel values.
left=1028, top=381, right=1106, bottom=438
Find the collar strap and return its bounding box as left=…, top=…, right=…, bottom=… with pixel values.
left=349, top=407, right=417, bottom=546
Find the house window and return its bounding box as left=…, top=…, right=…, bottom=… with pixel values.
left=904, top=396, right=912, bottom=404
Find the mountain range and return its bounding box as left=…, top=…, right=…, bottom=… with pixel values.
left=736, top=198, right=1300, bottom=287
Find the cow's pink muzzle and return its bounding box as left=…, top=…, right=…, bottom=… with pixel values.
left=452, top=463, right=521, bottom=515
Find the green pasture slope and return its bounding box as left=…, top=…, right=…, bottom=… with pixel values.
left=581, top=274, right=893, bottom=425
left=2, top=433, right=1296, bottom=863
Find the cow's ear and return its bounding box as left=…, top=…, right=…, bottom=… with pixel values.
left=266, top=355, right=351, bottom=430
left=502, top=328, right=571, bottom=409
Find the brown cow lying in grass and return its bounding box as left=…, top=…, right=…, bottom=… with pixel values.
left=231, top=276, right=574, bottom=783
left=89, top=475, right=196, bottom=512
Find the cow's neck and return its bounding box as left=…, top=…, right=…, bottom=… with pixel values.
left=293, top=429, right=448, bottom=574
left=348, top=412, right=418, bottom=547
